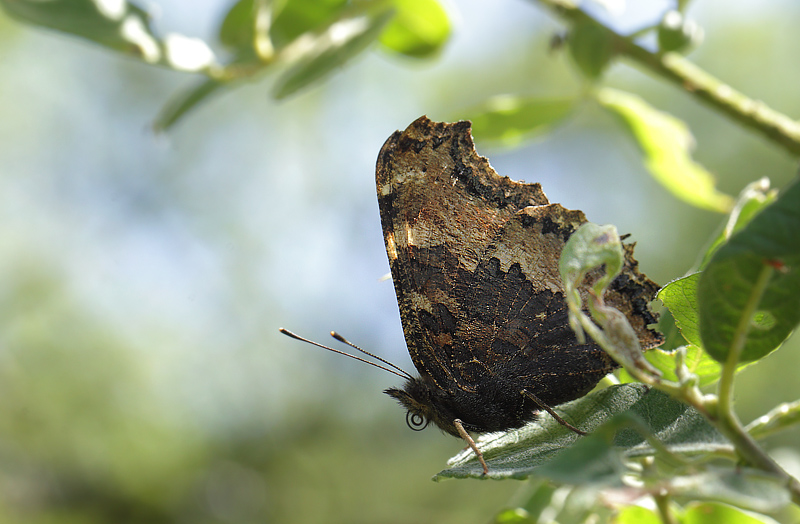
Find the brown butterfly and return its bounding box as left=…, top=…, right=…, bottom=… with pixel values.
left=283, top=116, right=662, bottom=474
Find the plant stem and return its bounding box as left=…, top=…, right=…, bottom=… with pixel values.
left=713, top=264, right=800, bottom=505
left=534, top=0, right=800, bottom=157
left=746, top=400, right=800, bottom=440
left=653, top=491, right=678, bottom=524
left=716, top=265, right=773, bottom=420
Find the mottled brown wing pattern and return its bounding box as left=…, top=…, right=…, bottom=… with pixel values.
left=376, top=116, right=662, bottom=429
left=376, top=117, right=548, bottom=392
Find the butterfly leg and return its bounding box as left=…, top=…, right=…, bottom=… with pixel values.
left=521, top=389, right=587, bottom=436
left=453, top=419, right=489, bottom=475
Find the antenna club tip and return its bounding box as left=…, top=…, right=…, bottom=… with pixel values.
left=279, top=328, right=302, bottom=341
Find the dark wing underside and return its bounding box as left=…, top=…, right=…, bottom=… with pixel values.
left=376, top=116, right=662, bottom=407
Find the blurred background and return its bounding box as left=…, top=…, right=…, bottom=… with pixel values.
left=0, top=0, right=799, bottom=522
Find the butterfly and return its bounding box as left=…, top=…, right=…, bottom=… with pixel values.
left=283, top=116, right=662, bottom=475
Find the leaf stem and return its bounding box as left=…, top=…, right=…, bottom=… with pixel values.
left=716, top=264, right=773, bottom=419
left=711, top=264, right=800, bottom=504
left=534, top=0, right=800, bottom=156
left=745, top=399, right=800, bottom=440
left=653, top=491, right=678, bottom=524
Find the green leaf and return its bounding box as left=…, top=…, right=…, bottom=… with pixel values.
left=436, top=384, right=726, bottom=480
left=559, top=223, right=623, bottom=299
left=597, top=88, right=734, bottom=213
left=558, top=223, right=660, bottom=374
left=612, top=505, right=661, bottom=524
left=683, top=502, right=767, bottom=524
left=618, top=344, right=726, bottom=388
left=1, top=0, right=151, bottom=53
left=700, top=178, right=777, bottom=270
left=165, top=0, right=392, bottom=126
left=567, top=18, right=614, bottom=79
left=491, top=508, right=537, bottom=524
left=533, top=425, right=625, bottom=486
left=658, top=273, right=702, bottom=347
left=218, top=0, right=290, bottom=60
left=1, top=0, right=216, bottom=71
left=219, top=0, right=259, bottom=51
left=378, top=0, right=450, bottom=58
left=153, top=78, right=225, bottom=132
left=647, top=182, right=775, bottom=358
left=698, top=180, right=800, bottom=363
left=650, top=307, right=686, bottom=354
left=218, top=0, right=351, bottom=54
left=625, top=181, right=780, bottom=382
left=466, top=96, right=576, bottom=148
left=272, top=7, right=394, bottom=99
left=270, top=0, right=349, bottom=48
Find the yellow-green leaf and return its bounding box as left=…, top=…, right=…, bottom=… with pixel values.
left=597, top=88, right=733, bottom=213
left=379, top=0, right=450, bottom=58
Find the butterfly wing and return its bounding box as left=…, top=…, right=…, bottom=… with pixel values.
left=376, top=116, right=661, bottom=427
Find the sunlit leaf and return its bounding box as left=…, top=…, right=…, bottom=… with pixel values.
left=270, top=0, right=349, bottom=48
left=618, top=344, right=726, bottom=387
left=612, top=505, right=661, bottom=524
left=658, top=273, right=701, bottom=346
left=698, top=180, right=800, bottom=363
left=219, top=0, right=288, bottom=59
left=378, top=0, right=450, bottom=58
left=467, top=96, right=576, bottom=148
left=643, top=181, right=775, bottom=360
left=597, top=88, right=733, bottom=213
left=491, top=508, right=537, bottom=524
left=684, top=502, right=774, bottom=524
left=699, top=178, right=777, bottom=269
left=272, top=8, right=393, bottom=99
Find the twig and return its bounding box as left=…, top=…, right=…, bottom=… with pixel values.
left=534, top=0, right=800, bottom=156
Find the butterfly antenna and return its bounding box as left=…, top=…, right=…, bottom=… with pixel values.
left=330, top=331, right=413, bottom=379
left=279, top=328, right=412, bottom=380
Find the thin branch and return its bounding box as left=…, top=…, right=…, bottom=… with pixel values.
left=534, top=0, right=800, bottom=157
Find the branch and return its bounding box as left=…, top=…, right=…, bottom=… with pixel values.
left=535, top=0, right=800, bottom=157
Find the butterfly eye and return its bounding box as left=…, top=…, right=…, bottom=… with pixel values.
left=406, top=411, right=429, bottom=431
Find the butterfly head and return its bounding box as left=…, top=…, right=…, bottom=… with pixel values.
left=384, top=377, right=461, bottom=438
